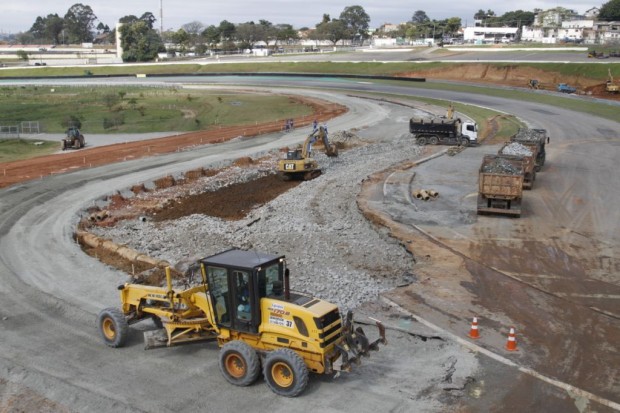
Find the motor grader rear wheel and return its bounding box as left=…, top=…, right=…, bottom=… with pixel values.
left=218, top=341, right=260, bottom=387
left=97, top=307, right=129, bottom=348
left=263, top=348, right=308, bottom=397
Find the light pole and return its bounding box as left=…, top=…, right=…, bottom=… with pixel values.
left=160, top=0, right=163, bottom=34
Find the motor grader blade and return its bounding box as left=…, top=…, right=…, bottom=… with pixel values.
left=143, top=317, right=219, bottom=350
left=333, top=310, right=387, bottom=372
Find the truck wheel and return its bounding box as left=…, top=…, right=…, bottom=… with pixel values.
left=97, top=307, right=129, bottom=348
left=417, top=137, right=427, bottom=146
left=429, top=136, right=438, bottom=145
left=460, top=138, right=470, bottom=147
left=219, top=341, right=260, bottom=386
left=263, top=348, right=308, bottom=397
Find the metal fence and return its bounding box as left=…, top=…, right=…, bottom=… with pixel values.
left=0, top=121, right=40, bottom=138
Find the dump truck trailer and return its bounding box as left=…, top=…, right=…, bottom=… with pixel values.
left=511, top=128, right=547, bottom=172
left=477, top=154, right=525, bottom=217
left=498, top=142, right=537, bottom=189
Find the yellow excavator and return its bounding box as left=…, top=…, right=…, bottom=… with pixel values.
left=97, top=248, right=386, bottom=397
left=277, top=126, right=338, bottom=180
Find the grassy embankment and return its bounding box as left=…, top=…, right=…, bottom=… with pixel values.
left=1, top=61, right=617, bottom=159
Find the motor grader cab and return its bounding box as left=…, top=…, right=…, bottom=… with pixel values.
left=278, top=126, right=338, bottom=180
left=97, top=248, right=386, bottom=397
left=62, top=126, right=85, bottom=150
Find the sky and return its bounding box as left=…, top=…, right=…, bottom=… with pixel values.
left=0, top=1, right=602, bottom=34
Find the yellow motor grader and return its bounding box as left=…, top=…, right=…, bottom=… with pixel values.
left=98, top=248, right=386, bottom=397
left=277, top=126, right=338, bottom=180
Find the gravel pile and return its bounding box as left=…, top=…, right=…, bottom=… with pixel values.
left=513, top=128, right=545, bottom=142
left=329, top=129, right=360, bottom=143
left=500, top=142, right=533, bottom=157
left=91, top=130, right=421, bottom=311
left=481, top=157, right=523, bottom=175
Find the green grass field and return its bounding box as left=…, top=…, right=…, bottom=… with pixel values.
left=0, top=86, right=313, bottom=134
left=2, top=61, right=618, bottom=82
left=0, top=139, right=58, bottom=163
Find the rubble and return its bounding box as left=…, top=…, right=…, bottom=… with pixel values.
left=513, top=128, right=545, bottom=142
left=481, top=157, right=523, bottom=175
left=499, top=142, right=533, bottom=157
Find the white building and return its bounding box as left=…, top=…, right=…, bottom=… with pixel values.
left=462, top=27, right=518, bottom=43
left=558, top=20, right=594, bottom=42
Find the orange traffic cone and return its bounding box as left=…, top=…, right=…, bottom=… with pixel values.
left=468, top=317, right=480, bottom=339
left=505, top=327, right=518, bottom=351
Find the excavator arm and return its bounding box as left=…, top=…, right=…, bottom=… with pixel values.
left=301, top=126, right=338, bottom=158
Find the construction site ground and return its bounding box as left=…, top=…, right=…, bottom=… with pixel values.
left=1, top=80, right=619, bottom=412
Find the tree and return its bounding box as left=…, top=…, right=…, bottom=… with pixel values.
left=443, top=17, right=462, bottom=36
left=202, top=25, right=221, bottom=48
left=218, top=20, right=236, bottom=40
left=235, top=22, right=264, bottom=49
left=497, top=10, right=535, bottom=27
left=274, top=24, right=298, bottom=46
left=411, top=10, right=430, bottom=24
left=118, top=19, right=164, bottom=62
left=339, top=5, right=370, bottom=43
left=16, top=50, right=29, bottom=61
left=599, top=0, right=620, bottom=21
left=182, top=21, right=205, bottom=47
left=63, top=3, right=98, bottom=43
left=139, top=12, right=157, bottom=29
left=29, top=14, right=64, bottom=44
left=170, top=29, right=190, bottom=53
left=316, top=19, right=347, bottom=45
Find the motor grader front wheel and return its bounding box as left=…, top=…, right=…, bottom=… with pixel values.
left=263, top=348, right=309, bottom=397
left=218, top=341, right=260, bottom=387
left=97, top=307, right=129, bottom=348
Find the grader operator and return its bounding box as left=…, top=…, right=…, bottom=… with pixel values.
left=278, top=125, right=338, bottom=180
left=97, top=248, right=386, bottom=397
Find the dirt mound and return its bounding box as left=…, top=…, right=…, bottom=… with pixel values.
left=397, top=64, right=620, bottom=100
left=151, top=174, right=300, bottom=221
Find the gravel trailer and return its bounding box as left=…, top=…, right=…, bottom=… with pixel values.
left=498, top=142, right=536, bottom=189
left=511, top=128, right=547, bottom=172
left=477, top=154, right=525, bottom=217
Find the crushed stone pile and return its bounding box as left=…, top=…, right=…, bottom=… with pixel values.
left=500, top=142, right=533, bottom=157
left=329, top=129, right=359, bottom=143
left=482, top=157, right=523, bottom=175
left=90, top=131, right=422, bottom=311
left=513, top=128, right=545, bottom=142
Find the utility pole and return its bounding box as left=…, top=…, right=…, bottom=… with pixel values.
left=160, top=0, right=163, bottom=34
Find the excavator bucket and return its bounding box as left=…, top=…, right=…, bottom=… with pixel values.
left=333, top=310, right=387, bottom=372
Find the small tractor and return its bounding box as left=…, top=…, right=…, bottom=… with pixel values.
left=62, top=126, right=85, bottom=150
left=557, top=83, right=577, bottom=94
left=278, top=126, right=338, bottom=180
left=528, top=79, right=540, bottom=89
left=606, top=69, right=619, bottom=94
left=97, top=249, right=386, bottom=397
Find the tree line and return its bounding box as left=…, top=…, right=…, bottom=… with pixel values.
left=12, top=0, right=620, bottom=62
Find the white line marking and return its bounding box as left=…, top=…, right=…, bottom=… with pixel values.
left=381, top=297, right=620, bottom=411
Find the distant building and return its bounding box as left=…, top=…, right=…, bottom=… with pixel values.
left=378, top=23, right=400, bottom=33
left=462, top=26, right=518, bottom=43
left=584, top=7, right=600, bottom=19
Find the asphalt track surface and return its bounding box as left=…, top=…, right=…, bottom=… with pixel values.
left=1, top=75, right=619, bottom=411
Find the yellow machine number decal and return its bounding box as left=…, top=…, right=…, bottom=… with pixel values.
left=269, top=315, right=294, bottom=328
